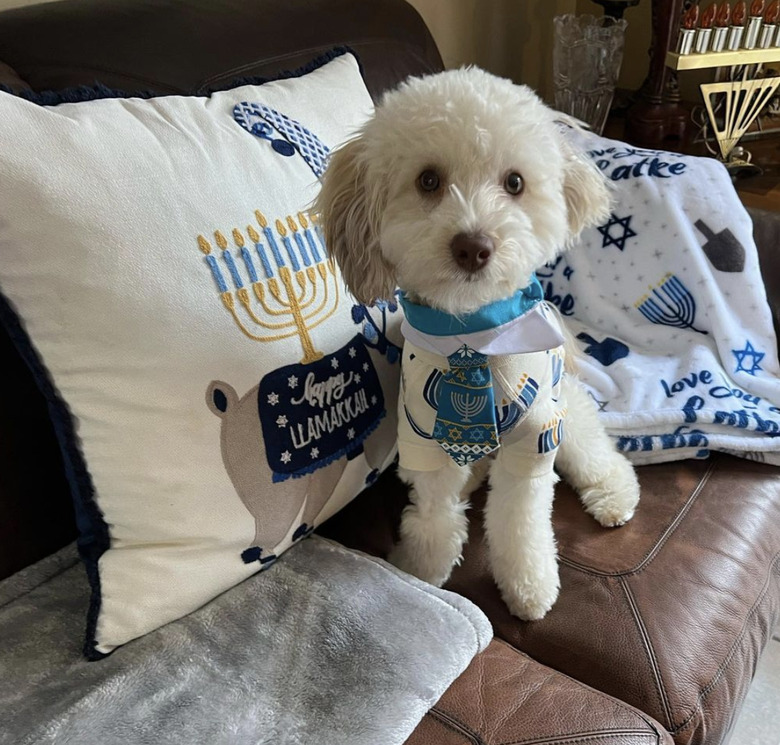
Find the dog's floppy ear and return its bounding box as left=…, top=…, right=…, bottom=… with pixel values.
left=561, top=139, right=611, bottom=240
left=314, top=136, right=397, bottom=305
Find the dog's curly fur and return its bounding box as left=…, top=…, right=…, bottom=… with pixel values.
left=315, top=67, right=640, bottom=621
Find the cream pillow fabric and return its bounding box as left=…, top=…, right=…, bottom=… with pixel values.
left=0, top=52, right=402, bottom=657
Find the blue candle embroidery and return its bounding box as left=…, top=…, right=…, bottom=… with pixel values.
left=256, top=210, right=286, bottom=269
left=287, top=215, right=311, bottom=266
left=276, top=218, right=301, bottom=272
left=216, top=231, right=244, bottom=289
left=247, top=225, right=274, bottom=278
left=198, top=234, right=229, bottom=293
left=298, top=212, right=322, bottom=262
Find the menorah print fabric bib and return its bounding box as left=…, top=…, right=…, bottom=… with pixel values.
left=0, top=51, right=402, bottom=657
left=399, top=341, right=567, bottom=477
left=397, top=287, right=566, bottom=475
left=541, top=126, right=780, bottom=465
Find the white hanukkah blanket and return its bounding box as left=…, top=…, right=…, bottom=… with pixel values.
left=544, top=129, right=780, bottom=465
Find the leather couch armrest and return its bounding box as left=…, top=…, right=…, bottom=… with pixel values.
left=748, top=207, right=780, bottom=349
left=0, top=60, right=28, bottom=92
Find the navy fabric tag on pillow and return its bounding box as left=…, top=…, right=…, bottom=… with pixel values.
left=258, top=334, right=385, bottom=481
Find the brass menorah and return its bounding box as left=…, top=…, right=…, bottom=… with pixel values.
left=198, top=209, right=339, bottom=364
left=667, top=35, right=780, bottom=171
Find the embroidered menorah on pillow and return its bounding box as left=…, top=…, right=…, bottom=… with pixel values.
left=198, top=210, right=339, bottom=364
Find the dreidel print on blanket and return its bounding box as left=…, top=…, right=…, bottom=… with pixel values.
left=314, top=67, right=641, bottom=622
left=694, top=219, right=746, bottom=273
left=200, top=209, right=399, bottom=567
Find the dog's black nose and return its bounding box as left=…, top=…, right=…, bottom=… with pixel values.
left=450, top=233, right=494, bottom=273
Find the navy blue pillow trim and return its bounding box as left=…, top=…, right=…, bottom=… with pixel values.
left=0, top=81, right=156, bottom=104
left=0, top=45, right=361, bottom=661
left=0, top=46, right=360, bottom=105
left=0, top=293, right=109, bottom=660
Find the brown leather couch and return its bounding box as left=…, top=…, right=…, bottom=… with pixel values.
left=1, top=2, right=778, bottom=744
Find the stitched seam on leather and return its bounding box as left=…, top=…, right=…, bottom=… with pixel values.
left=430, top=708, right=662, bottom=745
left=428, top=707, right=483, bottom=745
left=559, top=457, right=719, bottom=577
left=198, top=39, right=431, bottom=89
left=199, top=44, right=341, bottom=86
left=492, top=638, right=670, bottom=739
left=670, top=550, right=780, bottom=735
left=506, top=731, right=661, bottom=745
left=620, top=577, right=675, bottom=728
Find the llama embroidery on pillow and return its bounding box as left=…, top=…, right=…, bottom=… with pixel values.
left=198, top=208, right=400, bottom=566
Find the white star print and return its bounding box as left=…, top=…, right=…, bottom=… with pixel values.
left=288, top=375, right=298, bottom=388
left=348, top=347, right=356, bottom=358
left=267, top=392, right=279, bottom=406
left=347, top=428, right=355, bottom=440
left=362, top=362, right=369, bottom=372
left=331, top=357, right=339, bottom=369
left=280, top=451, right=292, bottom=464
left=310, top=447, right=320, bottom=459
left=354, top=373, right=361, bottom=384
left=370, top=395, right=378, bottom=405
left=276, top=415, right=288, bottom=427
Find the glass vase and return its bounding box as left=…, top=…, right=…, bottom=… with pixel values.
left=552, top=14, right=628, bottom=135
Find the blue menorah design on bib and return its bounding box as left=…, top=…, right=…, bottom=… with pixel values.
left=233, top=102, right=330, bottom=178
left=450, top=390, right=488, bottom=422
left=404, top=365, right=537, bottom=449
left=636, top=274, right=707, bottom=335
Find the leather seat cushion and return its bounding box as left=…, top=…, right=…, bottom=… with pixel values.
left=319, top=453, right=780, bottom=745
left=405, top=639, right=673, bottom=745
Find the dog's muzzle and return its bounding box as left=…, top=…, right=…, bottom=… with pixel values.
left=450, top=232, right=493, bottom=273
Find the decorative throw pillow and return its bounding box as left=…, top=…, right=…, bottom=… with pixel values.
left=0, top=51, right=402, bottom=658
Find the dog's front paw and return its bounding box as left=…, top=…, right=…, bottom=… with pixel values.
left=500, top=575, right=560, bottom=621
left=580, top=458, right=640, bottom=527
left=387, top=540, right=460, bottom=588
left=492, top=549, right=561, bottom=621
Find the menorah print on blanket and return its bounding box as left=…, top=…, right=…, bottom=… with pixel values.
left=636, top=274, right=708, bottom=335
left=198, top=210, right=339, bottom=364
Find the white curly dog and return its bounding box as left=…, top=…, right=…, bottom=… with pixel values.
left=315, top=67, right=640, bottom=621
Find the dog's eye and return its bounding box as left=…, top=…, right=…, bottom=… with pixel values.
left=418, top=169, right=441, bottom=192
left=504, top=172, right=524, bottom=196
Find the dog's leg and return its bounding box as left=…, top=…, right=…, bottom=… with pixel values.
left=556, top=376, right=639, bottom=527
left=486, top=454, right=560, bottom=621
left=462, top=456, right=490, bottom=496
left=389, top=461, right=472, bottom=587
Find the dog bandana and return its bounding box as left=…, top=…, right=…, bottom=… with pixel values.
left=399, top=277, right=566, bottom=466
left=399, top=276, right=565, bottom=357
